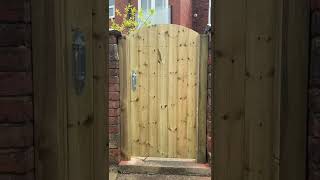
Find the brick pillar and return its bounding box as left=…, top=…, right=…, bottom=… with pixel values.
left=108, top=31, right=122, bottom=165
left=0, top=0, right=34, bottom=179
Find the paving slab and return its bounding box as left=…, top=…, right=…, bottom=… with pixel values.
left=119, top=157, right=211, bottom=177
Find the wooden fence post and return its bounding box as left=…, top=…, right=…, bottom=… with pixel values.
left=198, top=34, right=209, bottom=163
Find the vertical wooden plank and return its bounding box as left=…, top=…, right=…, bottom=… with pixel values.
left=186, top=31, right=199, bottom=159
left=245, top=0, right=277, bottom=178
left=92, top=0, right=107, bottom=178
left=272, top=0, right=285, bottom=179
left=129, top=33, right=140, bottom=156
left=138, top=28, right=149, bottom=157
left=197, top=35, right=208, bottom=162
left=125, top=36, right=133, bottom=159
left=176, top=26, right=189, bottom=158
left=119, top=38, right=130, bottom=160
left=148, top=26, right=159, bottom=157
left=32, top=0, right=68, bottom=179
left=213, top=0, right=247, bottom=178
left=66, top=0, right=94, bottom=178
left=167, top=25, right=178, bottom=158
left=280, top=0, right=309, bottom=179
left=157, top=25, right=169, bottom=157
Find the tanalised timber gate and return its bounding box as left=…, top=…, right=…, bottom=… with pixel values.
left=119, top=24, right=208, bottom=161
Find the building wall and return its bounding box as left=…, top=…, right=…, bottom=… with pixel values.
left=309, top=1, right=320, bottom=179
left=0, top=0, right=34, bottom=179
left=170, top=0, right=193, bottom=29
left=111, top=0, right=197, bottom=32
left=192, top=0, right=209, bottom=33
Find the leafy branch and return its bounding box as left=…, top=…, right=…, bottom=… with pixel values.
left=110, top=0, right=155, bottom=35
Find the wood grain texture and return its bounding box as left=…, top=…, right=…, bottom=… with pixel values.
left=245, top=0, right=277, bottom=178
left=213, top=0, right=247, bottom=178
left=92, top=0, right=107, bottom=179
left=198, top=35, right=208, bottom=163
left=279, top=0, right=309, bottom=179
left=31, top=0, right=68, bottom=179
left=32, top=0, right=107, bottom=179
left=122, top=25, right=201, bottom=159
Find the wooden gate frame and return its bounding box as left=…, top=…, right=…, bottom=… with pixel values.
left=31, top=0, right=107, bottom=179
left=119, top=26, right=208, bottom=162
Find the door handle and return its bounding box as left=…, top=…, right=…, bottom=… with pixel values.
left=132, top=71, right=137, bottom=91
left=72, top=30, right=86, bottom=95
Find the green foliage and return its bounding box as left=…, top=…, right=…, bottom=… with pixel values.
left=110, top=0, right=155, bottom=34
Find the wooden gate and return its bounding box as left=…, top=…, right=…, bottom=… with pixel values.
left=32, top=0, right=106, bottom=179
left=119, top=25, right=208, bottom=160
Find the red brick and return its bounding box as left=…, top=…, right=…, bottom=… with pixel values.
left=0, top=47, right=31, bottom=72
left=207, top=72, right=212, bottom=89
left=0, top=148, right=34, bottom=174
left=207, top=110, right=212, bottom=122
left=0, top=0, right=30, bottom=22
left=0, top=24, right=31, bottom=46
left=108, top=108, right=120, bottom=117
left=207, top=94, right=212, bottom=106
left=109, top=69, right=119, bottom=77
left=207, top=136, right=212, bottom=154
left=207, top=120, right=212, bottom=135
left=109, top=148, right=120, bottom=164
left=109, top=101, right=120, bottom=109
left=108, top=116, right=120, bottom=125
left=192, top=0, right=209, bottom=33
left=109, top=76, right=120, bottom=84
left=0, top=125, right=33, bottom=148
left=109, top=92, right=120, bottom=101
left=109, top=125, right=120, bottom=134
left=108, top=61, right=119, bottom=69
left=109, top=83, right=120, bottom=92
left=0, top=72, right=32, bottom=96
left=207, top=64, right=212, bottom=73
left=109, top=133, right=120, bottom=149
left=0, top=98, right=33, bottom=123
left=109, top=44, right=119, bottom=61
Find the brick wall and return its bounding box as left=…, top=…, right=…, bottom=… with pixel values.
left=108, top=31, right=121, bottom=165
left=0, top=0, right=34, bottom=179
left=192, top=0, right=209, bottom=33
left=309, top=1, right=320, bottom=179
left=170, top=0, right=193, bottom=29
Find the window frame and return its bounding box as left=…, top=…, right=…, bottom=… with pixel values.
left=109, top=0, right=115, bottom=19
left=138, top=0, right=169, bottom=10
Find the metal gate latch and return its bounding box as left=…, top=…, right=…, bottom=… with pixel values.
left=131, top=71, right=137, bottom=91
left=72, top=30, right=86, bottom=95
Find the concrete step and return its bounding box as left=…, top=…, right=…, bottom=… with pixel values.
left=116, top=174, right=211, bottom=180
left=118, top=157, right=211, bottom=177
